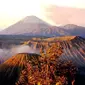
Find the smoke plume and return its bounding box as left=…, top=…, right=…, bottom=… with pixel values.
left=0, top=45, right=39, bottom=63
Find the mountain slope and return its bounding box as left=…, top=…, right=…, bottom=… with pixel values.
left=0, top=36, right=85, bottom=84
left=23, top=36, right=85, bottom=67
left=0, top=16, right=85, bottom=37
left=61, top=24, right=85, bottom=37
left=0, top=53, right=40, bottom=85
left=0, top=16, right=68, bottom=36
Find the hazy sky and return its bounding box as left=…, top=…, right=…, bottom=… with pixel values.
left=0, top=0, right=85, bottom=29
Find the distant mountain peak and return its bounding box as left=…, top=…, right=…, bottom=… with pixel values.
left=64, top=24, right=78, bottom=27
left=62, top=24, right=78, bottom=29
left=0, top=16, right=68, bottom=36
left=21, top=15, right=49, bottom=25
left=0, top=15, right=85, bottom=37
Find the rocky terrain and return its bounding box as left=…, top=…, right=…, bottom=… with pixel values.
left=0, top=53, right=41, bottom=85
left=0, top=36, right=85, bottom=85
left=23, top=36, right=85, bottom=67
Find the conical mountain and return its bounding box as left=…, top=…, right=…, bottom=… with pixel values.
left=0, top=53, right=41, bottom=85
left=0, top=16, right=68, bottom=36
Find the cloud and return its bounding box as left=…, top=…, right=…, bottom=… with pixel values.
left=43, top=5, right=85, bottom=26
left=0, top=45, right=39, bottom=63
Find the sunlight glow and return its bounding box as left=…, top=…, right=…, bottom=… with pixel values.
left=0, top=0, right=85, bottom=29
left=0, top=0, right=43, bottom=29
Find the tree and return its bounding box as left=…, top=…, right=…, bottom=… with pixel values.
left=16, top=42, right=77, bottom=85
left=15, top=63, right=29, bottom=85
left=40, top=42, right=64, bottom=85
left=55, top=61, right=78, bottom=85
left=46, top=43, right=63, bottom=60
left=40, top=42, right=77, bottom=85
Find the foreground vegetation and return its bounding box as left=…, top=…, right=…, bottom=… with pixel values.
left=16, top=43, right=77, bottom=85
left=0, top=43, right=77, bottom=85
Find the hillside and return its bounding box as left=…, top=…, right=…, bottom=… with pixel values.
left=23, top=36, right=85, bottom=66
left=61, top=24, right=85, bottom=37
left=0, top=48, right=78, bottom=85
left=0, top=36, right=85, bottom=84
left=0, top=53, right=41, bottom=85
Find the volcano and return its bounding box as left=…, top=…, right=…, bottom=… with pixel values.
left=23, top=36, right=85, bottom=67
left=0, top=53, right=41, bottom=85
left=0, top=36, right=85, bottom=84
left=0, top=16, right=68, bottom=36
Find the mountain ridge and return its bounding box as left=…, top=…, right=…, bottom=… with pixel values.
left=0, top=16, right=68, bottom=36
left=0, top=16, right=85, bottom=37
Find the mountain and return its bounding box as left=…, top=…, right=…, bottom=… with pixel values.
left=0, top=36, right=85, bottom=84
left=0, top=53, right=40, bottom=85
left=0, top=16, right=85, bottom=37
left=0, top=16, right=68, bottom=36
left=60, top=24, right=85, bottom=37
left=23, top=36, right=85, bottom=67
